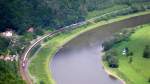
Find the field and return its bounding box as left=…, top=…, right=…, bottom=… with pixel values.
left=28, top=11, right=150, bottom=84
left=104, top=24, right=150, bottom=84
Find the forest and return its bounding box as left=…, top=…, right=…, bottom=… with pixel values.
left=0, top=61, right=25, bottom=84
left=0, top=0, right=149, bottom=34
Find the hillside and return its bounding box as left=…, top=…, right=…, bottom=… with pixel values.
left=0, top=0, right=150, bottom=34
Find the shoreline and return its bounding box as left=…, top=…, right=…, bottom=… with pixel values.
left=101, top=58, right=126, bottom=84
left=101, top=51, right=126, bottom=84
left=104, top=67, right=126, bottom=84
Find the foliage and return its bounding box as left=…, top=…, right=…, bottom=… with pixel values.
left=93, top=2, right=150, bottom=22
left=128, top=57, right=133, bottom=63
left=0, top=61, right=25, bottom=84
left=102, top=28, right=137, bottom=68
left=143, top=45, right=150, bottom=58
left=103, top=50, right=119, bottom=68
left=148, top=77, right=150, bottom=83
left=0, top=0, right=149, bottom=34
left=0, top=36, right=10, bottom=55
left=102, top=28, right=135, bottom=51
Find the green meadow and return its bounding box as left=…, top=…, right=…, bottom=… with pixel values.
left=104, top=24, right=150, bottom=84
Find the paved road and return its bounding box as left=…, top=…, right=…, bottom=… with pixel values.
left=19, top=7, right=133, bottom=84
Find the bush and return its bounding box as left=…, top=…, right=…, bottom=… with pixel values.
left=0, top=36, right=10, bottom=54
left=40, top=81, right=45, bottom=84
left=128, top=57, right=133, bottom=64
left=103, top=51, right=119, bottom=68
left=128, top=52, right=134, bottom=56
left=143, top=45, right=150, bottom=58
left=148, top=77, right=150, bottom=83
left=102, top=38, right=115, bottom=51
left=108, top=56, right=119, bottom=68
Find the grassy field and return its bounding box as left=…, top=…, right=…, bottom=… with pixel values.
left=104, top=24, right=150, bottom=84
left=28, top=11, right=150, bottom=84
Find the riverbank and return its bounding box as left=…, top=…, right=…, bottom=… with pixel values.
left=28, top=11, right=150, bottom=84
left=102, top=24, right=150, bottom=84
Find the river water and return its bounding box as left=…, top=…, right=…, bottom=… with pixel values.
left=50, top=14, right=150, bottom=84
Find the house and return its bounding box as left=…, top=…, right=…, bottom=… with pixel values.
left=27, top=27, right=34, bottom=33
left=4, top=56, right=11, bottom=61
left=0, top=56, right=4, bottom=60
left=1, top=30, right=13, bottom=37
left=0, top=55, right=17, bottom=61
left=122, top=47, right=129, bottom=56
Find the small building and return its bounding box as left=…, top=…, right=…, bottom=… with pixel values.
left=27, top=27, right=34, bottom=33
left=0, top=55, right=4, bottom=60
left=122, top=47, right=129, bottom=56
left=4, top=56, right=11, bottom=61
left=1, top=30, right=13, bottom=37
left=0, top=55, right=17, bottom=61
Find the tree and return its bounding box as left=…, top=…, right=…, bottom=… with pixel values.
left=0, top=36, right=10, bottom=54
left=143, top=45, right=150, bottom=58
left=148, top=77, right=150, bottom=83
left=102, top=39, right=115, bottom=51
left=0, top=0, right=149, bottom=34
left=128, top=57, right=133, bottom=64
left=104, top=51, right=119, bottom=68
left=0, top=61, right=25, bottom=84
left=40, top=80, right=45, bottom=84
left=108, top=55, right=119, bottom=68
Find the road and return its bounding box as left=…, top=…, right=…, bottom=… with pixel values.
left=19, top=7, right=132, bottom=84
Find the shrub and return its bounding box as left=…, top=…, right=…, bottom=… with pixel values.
left=40, top=81, right=45, bottom=84
left=103, top=51, right=119, bottom=68
left=128, top=57, right=133, bottom=64
left=143, top=45, right=150, bottom=58
left=108, top=55, right=119, bottom=68
left=0, top=36, right=10, bottom=54
left=129, top=51, right=134, bottom=56
left=102, top=38, right=115, bottom=51
left=148, top=77, right=150, bottom=83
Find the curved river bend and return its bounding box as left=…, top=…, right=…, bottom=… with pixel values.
left=50, top=14, right=150, bottom=84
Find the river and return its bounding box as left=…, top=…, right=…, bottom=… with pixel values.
left=50, top=14, right=150, bottom=84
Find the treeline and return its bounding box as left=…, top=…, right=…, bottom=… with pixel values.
left=0, top=0, right=149, bottom=34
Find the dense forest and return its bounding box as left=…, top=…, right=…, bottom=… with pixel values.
left=0, top=0, right=149, bottom=34
left=0, top=61, right=25, bottom=84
